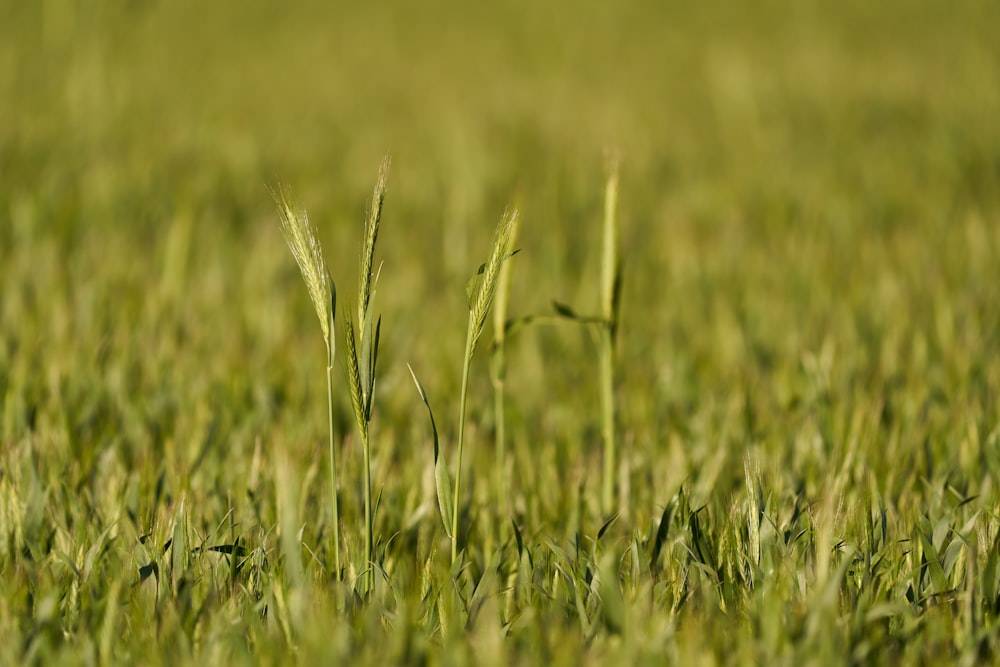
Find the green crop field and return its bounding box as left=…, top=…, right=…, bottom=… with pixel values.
left=2, top=1, right=1000, bottom=664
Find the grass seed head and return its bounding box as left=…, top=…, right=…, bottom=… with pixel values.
left=359, top=156, right=390, bottom=326
left=470, top=207, right=517, bottom=354
left=493, top=207, right=520, bottom=346
left=274, top=187, right=334, bottom=345
left=343, top=312, right=366, bottom=436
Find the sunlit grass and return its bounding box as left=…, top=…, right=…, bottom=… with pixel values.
left=2, top=1, right=1000, bottom=665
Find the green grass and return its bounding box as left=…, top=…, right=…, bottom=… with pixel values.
left=2, top=0, right=1000, bottom=664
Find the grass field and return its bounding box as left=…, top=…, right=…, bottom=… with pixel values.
left=2, top=0, right=1000, bottom=664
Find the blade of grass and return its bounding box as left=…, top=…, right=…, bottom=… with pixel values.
left=408, top=364, right=454, bottom=539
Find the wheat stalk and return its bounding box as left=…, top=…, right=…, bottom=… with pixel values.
left=343, top=156, right=390, bottom=593
left=451, top=206, right=517, bottom=564
left=274, top=186, right=341, bottom=577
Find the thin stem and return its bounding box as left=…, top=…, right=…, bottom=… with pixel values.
left=492, top=212, right=517, bottom=521
left=494, top=368, right=507, bottom=515
left=361, top=424, right=373, bottom=593
left=599, top=323, right=615, bottom=515
left=599, top=160, right=620, bottom=517
left=326, top=345, right=341, bottom=578
left=453, top=311, right=476, bottom=565
left=600, top=162, right=619, bottom=321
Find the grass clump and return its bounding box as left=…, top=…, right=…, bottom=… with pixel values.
left=275, top=157, right=391, bottom=593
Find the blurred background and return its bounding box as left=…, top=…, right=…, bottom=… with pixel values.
left=1, top=0, right=999, bottom=502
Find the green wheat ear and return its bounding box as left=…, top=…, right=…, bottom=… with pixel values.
left=274, top=187, right=335, bottom=346
left=359, top=157, right=390, bottom=328
left=469, top=207, right=518, bottom=354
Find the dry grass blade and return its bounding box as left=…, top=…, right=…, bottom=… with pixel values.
left=274, top=187, right=333, bottom=345
left=470, top=207, right=517, bottom=354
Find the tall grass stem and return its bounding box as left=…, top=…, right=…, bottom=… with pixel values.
left=599, top=161, right=620, bottom=515
left=274, top=189, right=341, bottom=578
left=326, top=340, right=341, bottom=577
left=451, top=208, right=516, bottom=564
left=345, top=156, right=389, bottom=593
left=453, top=313, right=476, bottom=564
left=491, top=211, right=519, bottom=517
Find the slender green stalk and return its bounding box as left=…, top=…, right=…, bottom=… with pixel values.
left=599, top=161, right=620, bottom=516
left=326, top=325, right=341, bottom=578
left=492, top=356, right=507, bottom=514
left=344, top=312, right=373, bottom=591
left=491, top=211, right=519, bottom=516
left=547, top=164, right=622, bottom=515
left=598, top=324, right=615, bottom=515
left=361, top=427, right=372, bottom=585
left=343, top=313, right=366, bottom=582
left=453, top=313, right=476, bottom=564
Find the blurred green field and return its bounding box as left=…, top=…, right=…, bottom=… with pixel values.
left=2, top=0, right=1000, bottom=664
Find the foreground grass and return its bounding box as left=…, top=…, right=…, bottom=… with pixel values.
left=2, top=0, right=1000, bottom=664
